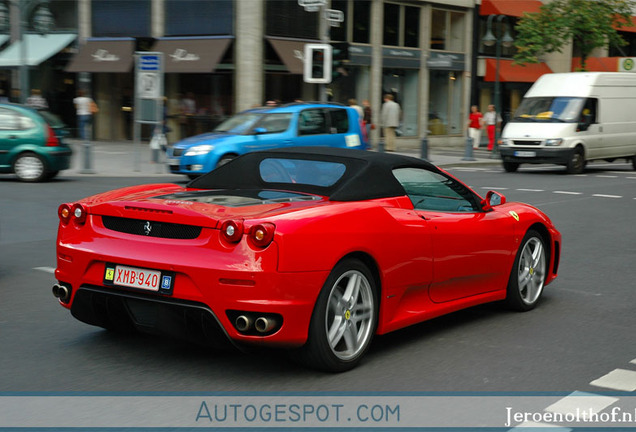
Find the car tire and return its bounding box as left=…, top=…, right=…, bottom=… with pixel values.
left=566, top=147, right=585, bottom=174
left=632, top=155, right=636, bottom=170
left=505, top=230, right=547, bottom=312
left=13, top=152, right=47, bottom=182
left=503, top=161, right=519, bottom=173
left=298, top=258, right=378, bottom=372
left=46, top=170, right=60, bottom=180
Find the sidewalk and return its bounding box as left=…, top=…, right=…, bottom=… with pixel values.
left=63, top=139, right=501, bottom=178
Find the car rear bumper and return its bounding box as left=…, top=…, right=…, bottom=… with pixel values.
left=55, top=235, right=326, bottom=348
left=500, top=147, right=575, bottom=165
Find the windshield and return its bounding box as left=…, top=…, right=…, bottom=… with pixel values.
left=214, top=113, right=263, bottom=134
left=512, top=97, right=585, bottom=122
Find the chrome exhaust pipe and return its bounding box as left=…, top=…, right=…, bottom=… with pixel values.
left=254, top=316, right=276, bottom=333
left=235, top=315, right=252, bottom=332
left=52, top=284, right=70, bottom=301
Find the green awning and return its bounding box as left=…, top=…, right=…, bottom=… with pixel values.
left=0, top=33, right=76, bottom=67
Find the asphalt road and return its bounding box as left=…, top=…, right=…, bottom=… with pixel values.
left=1, top=162, right=635, bottom=395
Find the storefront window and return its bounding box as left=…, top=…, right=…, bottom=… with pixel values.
left=383, top=69, right=418, bottom=137
left=429, top=70, right=463, bottom=136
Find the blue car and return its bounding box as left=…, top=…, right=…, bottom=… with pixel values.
left=166, top=103, right=368, bottom=178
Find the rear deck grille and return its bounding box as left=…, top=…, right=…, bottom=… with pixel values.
left=101, top=216, right=202, bottom=239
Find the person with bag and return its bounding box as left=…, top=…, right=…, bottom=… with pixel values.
left=467, top=105, right=483, bottom=149
left=73, top=89, right=97, bottom=141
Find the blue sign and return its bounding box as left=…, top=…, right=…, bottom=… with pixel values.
left=140, top=55, right=160, bottom=71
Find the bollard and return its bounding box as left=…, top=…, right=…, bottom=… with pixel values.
left=420, top=135, right=429, bottom=160
left=80, top=125, right=95, bottom=174
left=378, top=139, right=385, bottom=153
left=462, top=135, right=476, bottom=161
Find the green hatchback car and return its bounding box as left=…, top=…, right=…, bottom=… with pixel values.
left=0, top=103, right=72, bottom=182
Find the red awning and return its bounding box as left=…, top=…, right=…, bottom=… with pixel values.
left=480, top=0, right=542, bottom=17
left=615, top=16, right=636, bottom=33
left=571, top=57, right=618, bottom=72
left=484, top=58, right=552, bottom=82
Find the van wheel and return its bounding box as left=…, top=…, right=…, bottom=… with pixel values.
left=503, top=161, right=519, bottom=173
left=566, top=147, right=585, bottom=174
left=632, top=155, right=636, bottom=170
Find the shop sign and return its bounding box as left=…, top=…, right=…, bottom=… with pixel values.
left=619, top=57, right=636, bottom=72
left=427, top=52, right=465, bottom=70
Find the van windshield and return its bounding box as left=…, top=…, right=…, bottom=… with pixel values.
left=512, top=97, right=585, bottom=123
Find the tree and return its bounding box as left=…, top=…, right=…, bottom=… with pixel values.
left=513, top=0, right=634, bottom=71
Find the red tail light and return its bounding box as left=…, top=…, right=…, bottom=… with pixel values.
left=58, top=204, right=71, bottom=225
left=249, top=223, right=275, bottom=248
left=45, top=125, right=60, bottom=147
left=71, top=203, right=88, bottom=225
left=220, top=220, right=243, bottom=243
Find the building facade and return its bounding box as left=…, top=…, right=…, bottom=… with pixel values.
left=0, top=0, right=477, bottom=148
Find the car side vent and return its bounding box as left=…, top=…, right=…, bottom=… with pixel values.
left=102, top=216, right=202, bottom=239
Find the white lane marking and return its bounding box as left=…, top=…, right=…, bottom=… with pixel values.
left=517, top=188, right=545, bottom=192
left=34, top=267, right=55, bottom=274
left=631, top=358, right=636, bottom=365
left=553, top=191, right=583, bottom=195
left=627, top=177, right=636, bottom=180
left=480, top=187, right=508, bottom=191
left=595, top=175, right=618, bottom=178
left=592, top=194, right=622, bottom=199
left=574, top=174, right=588, bottom=177
left=545, top=391, right=618, bottom=415
left=590, top=369, right=636, bottom=391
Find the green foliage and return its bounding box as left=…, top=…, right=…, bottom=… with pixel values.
left=513, top=0, right=634, bottom=71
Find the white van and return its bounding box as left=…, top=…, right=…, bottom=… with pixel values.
left=500, top=72, right=636, bottom=173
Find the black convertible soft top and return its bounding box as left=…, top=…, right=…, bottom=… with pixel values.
left=188, top=147, right=441, bottom=202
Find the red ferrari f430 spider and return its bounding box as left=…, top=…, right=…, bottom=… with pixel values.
left=54, top=147, right=561, bottom=372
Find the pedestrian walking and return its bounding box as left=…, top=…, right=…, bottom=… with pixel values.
left=362, top=99, right=373, bottom=145
left=467, top=105, right=483, bottom=149
left=348, top=98, right=364, bottom=119
left=25, top=89, right=48, bottom=109
left=483, top=104, right=502, bottom=151
left=73, top=89, right=97, bottom=141
left=381, top=94, right=401, bottom=152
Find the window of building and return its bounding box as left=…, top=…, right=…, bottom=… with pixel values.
left=429, top=70, right=463, bottom=136
left=431, top=9, right=466, bottom=52
left=609, top=31, right=636, bottom=57
left=266, top=0, right=319, bottom=40
left=92, top=0, right=151, bottom=37
left=331, top=1, right=370, bottom=44
left=383, top=3, right=420, bottom=47
left=382, top=69, right=419, bottom=137
left=383, top=3, right=400, bottom=46
left=165, top=0, right=233, bottom=36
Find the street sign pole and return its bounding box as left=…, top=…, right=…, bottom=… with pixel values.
left=134, top=52, right=164, bottom=172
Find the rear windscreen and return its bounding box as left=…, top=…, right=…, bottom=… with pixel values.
left=259, top=158, right=346, bottom=187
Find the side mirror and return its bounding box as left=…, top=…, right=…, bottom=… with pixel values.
left=482, top=190, right=506, bottom=211
left=253, top=127, right=267, bottom=135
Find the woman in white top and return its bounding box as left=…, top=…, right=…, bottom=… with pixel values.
left=73, top=89, right=96, bottom=141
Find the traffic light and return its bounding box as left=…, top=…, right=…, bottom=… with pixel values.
left=303, top=44, right=332, bottom=84
left=331, top=42, right=349, bottom=80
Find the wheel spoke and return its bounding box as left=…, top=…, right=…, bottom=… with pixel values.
left=327, top=315, right=346, bottom=347
left=342, top=323, right=358, bottom=355
left=342, top=273, right=360, bottom=307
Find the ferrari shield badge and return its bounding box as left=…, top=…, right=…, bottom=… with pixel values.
left=509, top=211, right=520, bottom=221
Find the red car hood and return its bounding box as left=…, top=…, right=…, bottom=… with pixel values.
left=79, top=184, right=329, bottom=228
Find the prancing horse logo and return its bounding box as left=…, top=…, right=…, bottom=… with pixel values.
left=143, top=221, right=152, bottom=236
